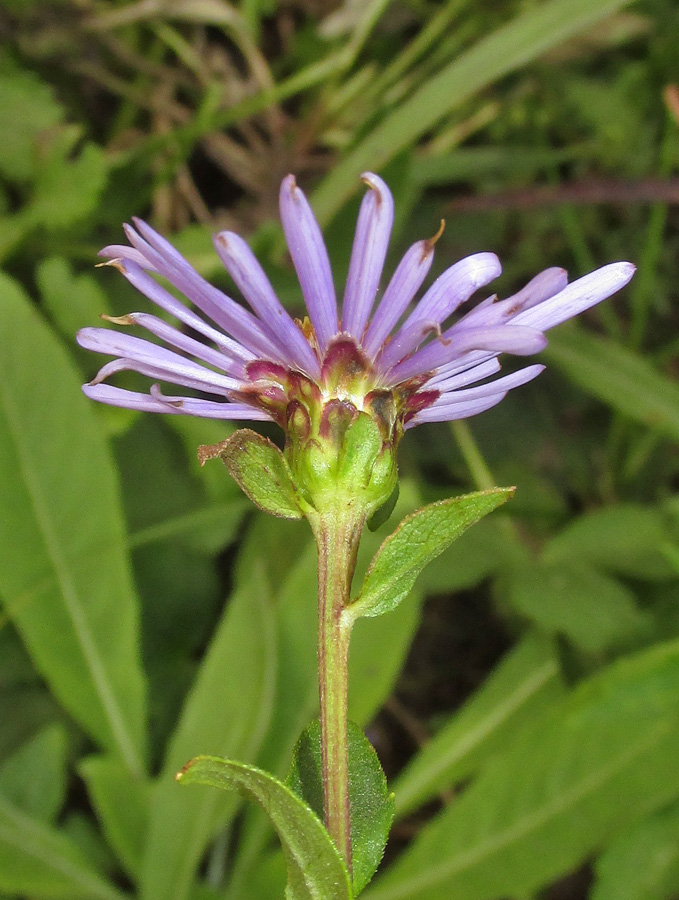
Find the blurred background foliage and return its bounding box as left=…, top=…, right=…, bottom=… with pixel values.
left=1, top=0, right=679, bottom=898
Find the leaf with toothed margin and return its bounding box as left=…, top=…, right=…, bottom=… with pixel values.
left=349, top=489, right=514, bottom=619
left=287, top=720, right=394, bottom=896
left=176, top=756, right=352, bottom=900
left=199, top=429, right=304, bottom=519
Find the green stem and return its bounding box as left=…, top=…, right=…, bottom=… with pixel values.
left=310, top=501, right=365, bottom=875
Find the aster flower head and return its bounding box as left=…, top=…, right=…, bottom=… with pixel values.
left=78, top=173, right=633, bottom=509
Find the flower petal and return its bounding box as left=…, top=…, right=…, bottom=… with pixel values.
left=213, top=230, right=320, bottom=376
left=341, top=173, right=394, bottom=338
left=98, top=245, right=157, bottom=271
left=428, top=357, right=501, bottom=392
left=77, top=327, right=240, bottom=393
left=363, top=237, right=437, bottom=359
left=377, top=252, right=502, bottom=372
left=406, top=393, right=507, bottom=427
left=126, top=221, right=285, bottom=361
left=82, top=383, right=270, bottom=420
left=505, top=267, right=569, bottom=312
left=279, top=175, right=338, bottom=349
left=434, top=363, right=545, bottom=407
left=116, top=260, right=254, bottom=367
left=513, top=262, right=635, bottom=331
left=102, top=312, right=244, bottom=377
left=388, top=324, right=547, bottom=383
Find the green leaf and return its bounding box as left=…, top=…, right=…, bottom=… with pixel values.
left=0, top=273, right=147, bottom=775
left=365, top=640, right=679, bottom=900
left=544, top=503, right=677, bottom=581
left=392, top=635, right=565, bottom=819
left=592, top=803, right=679, bottom=900
left=311, top=0, right=636, bottom=224
left=350, top=489, right=514, bottom=619
left=0, top=794, right=126, bottom=900
left=79, top=755, right=151, bottom=880
left=414, top=518, right=508, bottom=596
left=198, top=429, right=303, bottom=519
left=37, top=257, right=112, bottom=343
left=287, top=720, right=394, bottom=895
left=177, top=755, right=352, bottom=900
left=28, top=135, right=109, bottom=230
left=507, top=562, right=652, bottom=653
left=0, top=58, right=63, bottom=182
left=544, top=326, right=679, bottom=443
left=349, top=592, right=424, bottom=728
left=0, top=724, right=68, bottom=822
left=117, top=416, right=247, bottom=555
left=139, top=563, right=277, bottom=900
left=367, top=483, right=399, bottom=532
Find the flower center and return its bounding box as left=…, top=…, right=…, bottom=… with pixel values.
left=235, top=333, right=439, bottom=444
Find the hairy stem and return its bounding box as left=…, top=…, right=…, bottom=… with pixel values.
left=311, top=501, right=365, bottom=874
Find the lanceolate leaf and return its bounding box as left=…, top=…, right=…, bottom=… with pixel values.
left=365, top=641, right=679, bottom=900
left=392, top=634, right=565, bottom=819
left=79, top=754, right=151, bottom=880
left=349, top=489, right=513, bottom=620
left=139, top=562, right=277, bottom=900
left=287, top=721, right=394, bottom=896
left=592, top=803, right=679, bottom=900
left=0, top=724, right=69, bottom=823
left=177, top=756, right=352, bottom=900
left=199, top=429, right=303, bottom=519
left=0, top=273, right=147, bottom=775
left=544, top=326, right=679, bottom=443
left=0, top=794, right=126, bottom=900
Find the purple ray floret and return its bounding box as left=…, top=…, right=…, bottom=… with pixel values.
left=78, top=171, right=635, bottom=428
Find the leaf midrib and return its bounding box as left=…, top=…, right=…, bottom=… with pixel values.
left=0, top=796, right=128, bottom=900
left=0, top=374, right=143, bottom=777
left=371, top=722, right=673, bottom=899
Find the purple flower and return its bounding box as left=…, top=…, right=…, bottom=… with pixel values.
left=78, top=173, right=634, bottom=434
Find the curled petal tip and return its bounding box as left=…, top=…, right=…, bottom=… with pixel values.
left=469, top=252, right=502, bottom=285
left=359, top=171, right=389, bottom=198
left=424, top=219, right=446, bottom=255
left=100, top=313, right=136, bottom=325
left=95, top=258, right=126, bottom=273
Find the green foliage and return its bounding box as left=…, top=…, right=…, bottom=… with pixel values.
left=79, top=755, right=151, bottom=879
left=592, top=803, right=679, bottom=900
left=178, top=755, right=352, bottom=900
left=349, top=489, right=514, bottom=619
left=0, top=724, right=68, bottom=823
left=366, top=641, right=679, bottom=900
left=200, top=429, right=303, bottom=519
left=140, top=564, right=277, bottom=900
left=287, top=720, right=394, bottom=895
left=545, top=326, right=679, bottom=443
left=0, top=273, right=147, bottom=775
left=392, top=634, right=566, bottom=818
left=0, top=793, right=126, bottom=900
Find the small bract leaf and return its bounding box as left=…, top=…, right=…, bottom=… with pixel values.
left=177, top=756, right=351, bottom=900
left=287, top=721, right=394, bottom=896
left=350, top=489, right=514, bottom=619
left=199, top=429, right=303, bottom=519
left=367, top=483, right=399, bottom=532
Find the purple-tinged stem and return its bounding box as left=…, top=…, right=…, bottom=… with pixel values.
left=310, top=502, right=365, bottom=875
